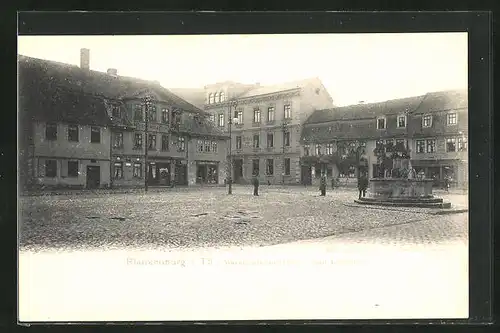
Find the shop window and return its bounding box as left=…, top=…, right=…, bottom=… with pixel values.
left=114, top=162, right=123, bottom=179
left=45, top=160, right=57, bottom=177
left=266, top=159, right=274, bottom=175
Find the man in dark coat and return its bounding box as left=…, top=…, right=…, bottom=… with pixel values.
left=358, top=174, right=368, bottom=199
left=319, top=175, right=327, bottom=196
left=252, top=173, right=259, bottom=196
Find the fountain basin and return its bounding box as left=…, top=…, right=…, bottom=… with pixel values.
left=355, top=178, right=451, bottom=209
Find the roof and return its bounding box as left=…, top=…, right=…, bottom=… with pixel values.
left=305, top=89, right=467, bottom=124
left=18, top=55, right=204, bottom=114
left=301, top=89, right=468, bottom=142
left=18, top=60, right=112, bottom=127
left=169, top=88, right=206, bottom=110
left=18, top=55, right=225, bottom=139
left=237, top=77, right=323, bottom=98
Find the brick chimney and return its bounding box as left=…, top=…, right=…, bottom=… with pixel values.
left=80, top=48, right=90, bottom=70
left=107, top=68, right=118, bottom=77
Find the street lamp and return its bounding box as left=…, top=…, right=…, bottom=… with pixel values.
left=282, top=120, right=289, bottom=185
left=227, top=99, right=238, bottom=195
left=349, top=140, right=365, bottom=182
left=142, top=95, right=154, bottom=192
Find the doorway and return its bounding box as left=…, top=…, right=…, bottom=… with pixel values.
left=233, top=159, right=243, bottom=183
left=197, top=164, right=207, bottom=183
left=175, top=163, right=188, bottom=185
left=301, top=165, right=312, bottom=185
left=86, top=165, right=100, bottom=189
left=157, top=163, right=171, bottom=186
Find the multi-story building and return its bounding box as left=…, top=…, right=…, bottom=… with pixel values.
left=18, top=49, right=229, bottom=190
left=172, top=78, right=335, bottom=184
left=300, top=89, right=468, bottom=187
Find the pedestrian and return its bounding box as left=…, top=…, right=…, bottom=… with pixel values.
left=331, top=177, right=335, bottom=190
left=358, top=174, right=368, bottom=199
left=444, top=176, right=450, bottom=192
left=252, top=173, right=259, bottom=196
left=319, top=175, right=327, bottom=196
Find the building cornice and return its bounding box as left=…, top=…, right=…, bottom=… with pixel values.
left=204, top=89, right=301, bottom=110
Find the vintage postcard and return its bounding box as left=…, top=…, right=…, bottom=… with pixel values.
left=18, top=32, right=468, bottom=322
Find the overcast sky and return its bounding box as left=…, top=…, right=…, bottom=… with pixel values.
left=18, top=33, right=467, bottom=106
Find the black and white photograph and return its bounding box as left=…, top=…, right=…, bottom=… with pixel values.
left=18, top=31, right=469, bottom=321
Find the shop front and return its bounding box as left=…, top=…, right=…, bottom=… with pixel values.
left=196, top=161, right=219, bottom=184
left=410, top=159, right=464, bottom=187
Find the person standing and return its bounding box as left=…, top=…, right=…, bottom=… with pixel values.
left=252, top=173, right=259, bottom=196
left=358, top=174, right=368, bottom=199
left=319, top=175, right=327, bottom=196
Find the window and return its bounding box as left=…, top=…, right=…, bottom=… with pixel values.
left=315, top=144, right=321, bottom=155
left=236, top=136, right=242, bottom=149
left=326, top=143, right=334, bottom=155
left=178, top=136, right=186, bottom=151
left=112, top=105, right=121, bottom=118
left=134, top=104, right=143, bottom=121
left=397, top=115, right=407, bottom=128
left=304, top=144, right=310, bottom=156
left=284, top=132, right=291, bottom=146
left=267, top=107, right=275, bottom=122
left=218, top=114, right=225, bottom=127
left=113, top=132, right=123, bottom=148
left=385, top=139, right=394, bottom=152
left=204, top=140, right=211, bottom=152
left=148, top=105, right=157, bottom=122
left=267, top=133, right=274, bottom=148
left=284, top=158, right=291, bottom=175
left=212, top=141, right=218, bottom=152
left=214, top=92, right=219, bottom=103
left=68, top=124, right=79, bottom=142
left=426, top=139, right=436, bottom=153
left=266, top=159, right=274, bottom=175
left=446, top=138, right=457, bottom=152
left=91, top=127, right=101, bottom=143
left=252, top=159, right=260, bottom=175
left=416, top=140, right=425, bottom=154
left=161, top=108, right=169, bottom=124
left=148, top=134, right=156, bottom=150
left=220, top=92, right=225, bottom=102
left=236, top=110, right=243, bottom=124
left=422, top=114, right=432, bottom=128
left=161, top=134, right=169, bottom=151
left=133, top=163, right=142, bottom=178
left=209, top=93, right=214, bottom=104
left=458, top=136, right=467, bottom=151
left=67, top=161, right=78, bottom=177
left=114, top=162, right=123, bottom=179
left=253, top=134, right=260, bottom=148
left=377, top=117, right=386, bottom=130
left=284, top=104, right=292, bottom=119
left=253, top=108, right=261, bottom=123
left=197, top=140, right=204, bottom=152
left=447, top=113, right=457, bottom=125
left=395, top=139, right=406, bottom=149
left=134, top=133, right=143, bottom=149
left=46, top=123, right=57, bottom=140
left=45, top=160, right=57, bottom=177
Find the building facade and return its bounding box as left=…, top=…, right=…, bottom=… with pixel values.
left=173, top=79, right=335, bottom=184
left=300, top=90, right=468, bottom=188
left=18, top=50, right=228, bottom=190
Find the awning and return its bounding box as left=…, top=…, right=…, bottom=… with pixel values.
left=410, top=159, right=461, bottom=167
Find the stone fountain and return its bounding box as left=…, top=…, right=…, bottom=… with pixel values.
left=355, top=148, right=451, bottom=209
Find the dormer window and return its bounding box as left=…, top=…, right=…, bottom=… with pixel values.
left=422, top=114, right=432, bottom=128
left=447, top=112, right=457, bottom=125
left=376, top=117, right=386, bottom=130
left=208, top=93, right=214, bottom=104
left=397, top=115, right=407, bottom=128
left=111, top=105, right=121, bottom=118
left=220, top=91, right=225, bottom=102
left=214, top=92, right=219, bottom=103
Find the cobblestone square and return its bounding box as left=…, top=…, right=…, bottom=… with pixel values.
left=20, top=186, right=468, bottom=251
